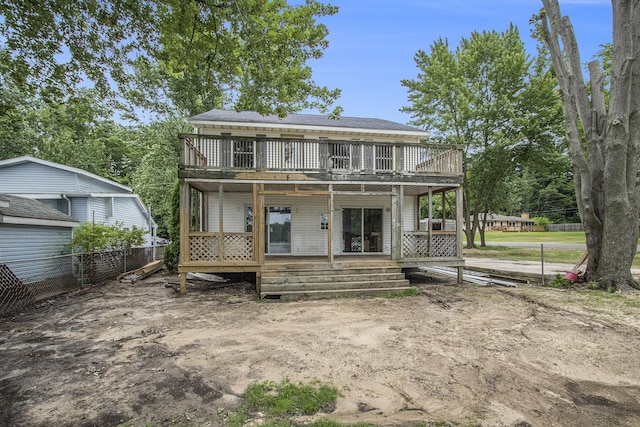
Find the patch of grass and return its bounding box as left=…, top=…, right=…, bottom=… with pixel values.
left=244, top=379, right=338, bottom=417
left=383, top=287, right=420, bottom=298
left=464, top=245, right=640, bottom=269
left=227, top=379, right=341, bottom=427
left=470, top=231, right=587, bottom=244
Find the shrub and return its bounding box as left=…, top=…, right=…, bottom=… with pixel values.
left=71, top=221, right=146, bottom=253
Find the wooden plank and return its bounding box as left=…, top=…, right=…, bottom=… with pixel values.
left=179, top=181, right=190, bottom=264
left=118, top=260, right=164, bottom=282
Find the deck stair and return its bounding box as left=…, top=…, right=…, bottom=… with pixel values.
left=260, top=260, right=411, bottom=299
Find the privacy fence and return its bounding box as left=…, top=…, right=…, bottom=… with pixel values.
left=0, top=246, right=163, bottom=317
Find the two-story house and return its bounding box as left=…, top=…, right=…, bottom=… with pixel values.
left=178, top=109, right=465, bottom=298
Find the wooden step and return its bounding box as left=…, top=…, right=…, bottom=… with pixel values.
left=262, top=286, right=415, bottom=301
left=261, top=272, right=406, bottom=285
left=261, top=279, right=410, bottom=292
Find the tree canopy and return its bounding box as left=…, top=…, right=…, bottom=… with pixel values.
left=402, top=26, right=564, bottom=247
left=0, top=0, right=341, bottom=118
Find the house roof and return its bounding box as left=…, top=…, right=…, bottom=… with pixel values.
left=0, top=156, right=133, bottom=193
left=477, top=213, right=535, bottom=223
left=0, top=195, right=78, bottom=227
left=189, top=109, right=430, bottom=138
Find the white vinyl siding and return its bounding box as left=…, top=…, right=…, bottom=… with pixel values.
left=403, top=196, right=417, bottom=232
left=208, top=193, right=253, bottom=232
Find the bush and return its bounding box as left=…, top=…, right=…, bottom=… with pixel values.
left=71, top=221, right=146, bottom=253
left=532, top=216, right=552, bottom=227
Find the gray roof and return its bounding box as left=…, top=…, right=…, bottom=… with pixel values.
left=0, top=195, right=77, bottom=223
left=189, top=109, right=426, bottom=134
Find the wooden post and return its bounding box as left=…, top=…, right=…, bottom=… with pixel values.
left=456, top=186, right=464, bottom=258
left=253, top=183, right=259, bottom=262
left=328, top=184, right=333, bottom=262
left=256, top=184, right=265, bottom=265
left=391, top=185, right=402, bottom=260
left=441, top=190, right=446, bottom=230
left=428, top=189, right=433, bottom=257
left=218, top=184, right=224, bottom=260
left=179, top=180, right=191, bottom=295
left=456, top=186, right=464, bottom=285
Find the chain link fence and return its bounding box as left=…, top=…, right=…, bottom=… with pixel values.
left=1, top=246, right=162, bottom=317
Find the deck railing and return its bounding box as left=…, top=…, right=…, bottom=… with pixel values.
left=180, top=134, right=463, bottom=175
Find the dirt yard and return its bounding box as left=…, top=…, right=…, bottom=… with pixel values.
left=2, top=272, right=640, bottom=427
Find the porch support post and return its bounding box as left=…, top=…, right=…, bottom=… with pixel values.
left=391, top=185, right=402, bottom=260
left=218, top=184, right=224, bottom=260
left=441, top=190, right=446, bottom=230
left=179, top=180, right=190, bottom=295
left=328, top=184, right=333, bottom=262
left=428, top=189, right=433, bottom=257
left=456, top=186, right=464, bottom=284
left=256, top=184, right=265, bottom=265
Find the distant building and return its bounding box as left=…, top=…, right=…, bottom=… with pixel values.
left=0, top=156, right=156, bottom=245
left=471, top=213, right=535, bottom=232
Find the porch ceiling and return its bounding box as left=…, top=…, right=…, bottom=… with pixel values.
left=187, top=180, right=457, bottom=196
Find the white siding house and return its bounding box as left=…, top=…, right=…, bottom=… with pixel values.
left=0, top=157, right=156, bottom=245
left=178, top=109, right=465, bottom=297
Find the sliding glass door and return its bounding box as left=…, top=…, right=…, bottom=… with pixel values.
left=342, top=208, right=383, bottom=253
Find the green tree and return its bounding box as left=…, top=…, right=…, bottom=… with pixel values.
left=129, top=116, right=190, bottom=236
left=536, top=0, right=639, bottom=290
left=402, top=26, right=563, bottom=248
left=0, top=0, right=341, bottom=118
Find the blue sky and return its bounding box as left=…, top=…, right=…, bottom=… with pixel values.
left=306, top=0, right=612, bottom=125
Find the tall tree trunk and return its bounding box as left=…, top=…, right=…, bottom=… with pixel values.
left=539, top=0, right=639, bottom=290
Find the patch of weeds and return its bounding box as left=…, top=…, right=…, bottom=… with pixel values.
left=227, top=379, right=340, bottom=427
left=544, top=276, right=575, bottom=289
left=383, top=287, right=421, bottom=298
left=245, top=378, right=338, bottom=417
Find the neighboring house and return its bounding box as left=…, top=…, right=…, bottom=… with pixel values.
left=0, top=156, right=156, bottom=245
left=177, top=109, right=465, bottom=297
left=0, top=195, right=79, bottom=311
left=473, top=213, right=536, bottom=232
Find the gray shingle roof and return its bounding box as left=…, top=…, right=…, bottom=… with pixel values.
left=0, top=195, right=77, bottom=223
left=189, top=109, right=426, bottom=134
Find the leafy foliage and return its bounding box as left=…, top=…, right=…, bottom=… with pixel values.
left=402, top=26, right=564, bottom=248
left=0, top=0, right=341, bottom=117
left=71, top=221, right=146, bottom=253
left=162, top=182, right=181, bottom=273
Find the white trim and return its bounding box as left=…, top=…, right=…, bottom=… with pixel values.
left=189, top=120, right=430, bottom=139
left=1, top=215, right=78, bottom=228
left=0, top=156, right=132, bottom=193
left=2, top=193, right=142, bottom=199
left=184, top=177, right=461, bottom=188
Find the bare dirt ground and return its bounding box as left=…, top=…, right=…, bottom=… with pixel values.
left=2, top=272, right=640, bottom=427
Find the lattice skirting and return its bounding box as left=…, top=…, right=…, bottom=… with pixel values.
left=402, top=233, right=456, bottom=258
left=189, top=234, right=254, bottom=262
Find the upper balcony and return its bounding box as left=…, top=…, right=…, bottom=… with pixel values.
left=179, top=134, right=463, bottom=181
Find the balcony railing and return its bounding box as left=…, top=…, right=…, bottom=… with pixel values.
left=180, top=134, right=463, bottom=175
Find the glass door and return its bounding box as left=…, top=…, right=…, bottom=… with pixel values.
left=265, top=207, right=291, bottom=254
left=342, top=208, right=383, bottom=253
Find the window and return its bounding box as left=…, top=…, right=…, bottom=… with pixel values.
left=245, top=205, right=253, bottom=232
left=320, top=213, right=328, bottom=230
left=105, top=197, right=114, bottom=218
